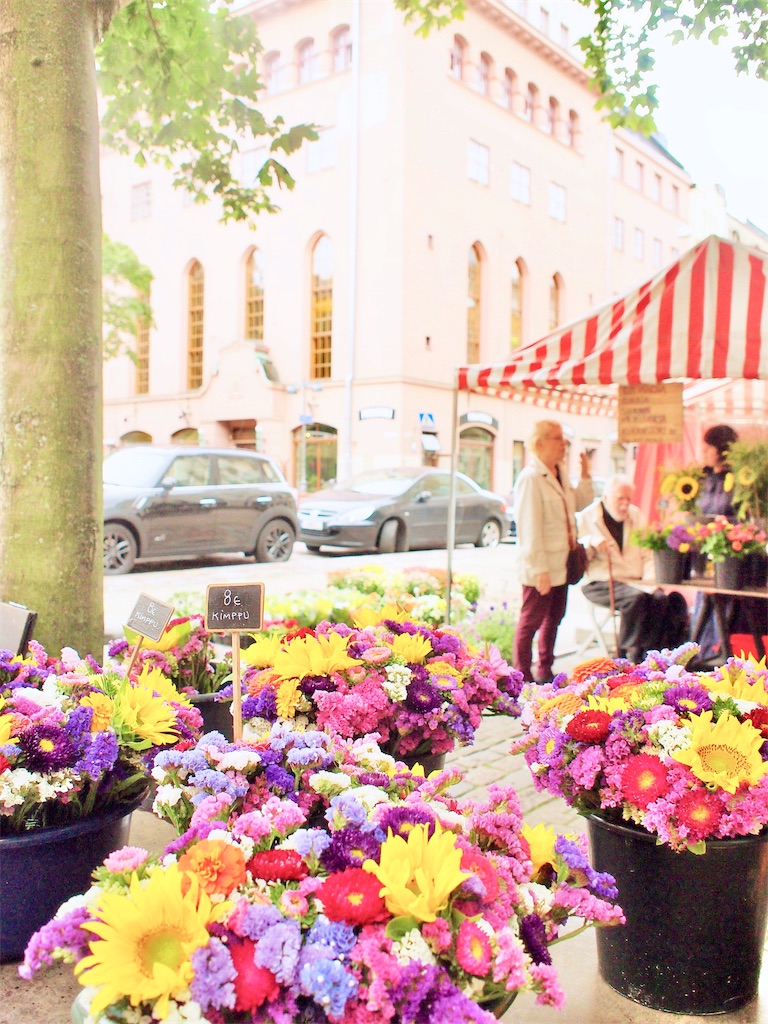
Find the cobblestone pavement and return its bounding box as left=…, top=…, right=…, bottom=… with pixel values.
left=4, top=548, right=768, bottom=1022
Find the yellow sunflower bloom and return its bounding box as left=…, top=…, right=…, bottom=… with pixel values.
left=135, top=666, right=190, bottom=706
left=79, top=691, right=114, bottom=733
left=671, top=711, right=768, bottom=794
left=364, top=821, right=469, bottom=922
left=521, top=821, right=557, bottom=879
left=112, top=681, right=179, bottom=749
left=723, top=472, right=734, bottom=493
left=0, top=713, right=18, bottom=745
left=75, top=864, right=226, bottom=1021
left=241, top=633, right=284, bottom=669
left=272, top=633, right=363, bottom=681
left=737, top=466, right=757, bottom=487
left=351, top=604, right=409, bottom=628
left=125, top=620, right=192, bottom=654
left=586, top=693, right=630, bottom=714
left=389, top=632, right=434, bottom=664
left=659, top=473, right=677, bottom=496
left=709, top=667, right=768, bottom=707
left=674, top=476, right=699, bottom=502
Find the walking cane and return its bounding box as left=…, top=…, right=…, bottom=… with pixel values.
left=606, top=547, right=619, bottom=656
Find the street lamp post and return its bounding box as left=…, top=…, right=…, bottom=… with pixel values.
left=287, top=382, right=323, bottom=495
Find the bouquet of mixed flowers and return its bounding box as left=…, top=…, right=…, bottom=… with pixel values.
left=695, top=515, right=768, bottom=562
left=22, top=727, right=623, bottom=1022
left=0, top=641, right=200, bottom=833
left=629, top=522, right=676, bottom=551
left=238, top=617, right=523, bottom=758
left=512, top=645, right=768, bottom=851
left=108, top=615, right=232, bottom=695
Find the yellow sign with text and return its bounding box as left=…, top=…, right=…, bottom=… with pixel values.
left=618, top=383, right=683, bottom=444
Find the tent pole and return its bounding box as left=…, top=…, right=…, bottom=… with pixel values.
left=446, top=372, right=460, bottom=625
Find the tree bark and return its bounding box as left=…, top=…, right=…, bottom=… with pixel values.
left=0, top=0, right=103, bottom=655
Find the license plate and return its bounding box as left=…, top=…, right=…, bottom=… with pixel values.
left=300, top=514, right=324, bottom=532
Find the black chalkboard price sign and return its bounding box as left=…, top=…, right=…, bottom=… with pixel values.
left=204, top=583, right=264, bottom=632
left=126, top=593, right=175, bottom=643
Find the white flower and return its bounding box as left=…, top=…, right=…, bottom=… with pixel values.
left=383, top=664, right=412, bottom=701
left=391, top=928, right=437, bottom=966
left=351, top=784, right=390, bottom=813
left=309, top=771, right=352, bottom=796
left=217, top=749, right=262, bottom=771
left=647, top=720, right=691, bottom=755
left=154, top=784, right=183, bottom=807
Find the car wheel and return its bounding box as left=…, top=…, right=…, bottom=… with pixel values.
left=254, top=519, right=295, bottom=562
left=378, top=519, right=399, bottom=554
left=305, top=545, right=321, bottom=554
left=103, top=523, right=137, bottom=575
left=476, top=518, right=502, bottom=548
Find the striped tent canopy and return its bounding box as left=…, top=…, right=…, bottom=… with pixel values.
left=457, top=235, right=768, bottom=414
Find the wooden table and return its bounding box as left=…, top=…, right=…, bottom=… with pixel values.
left=653, top=577, right=768, bottom=660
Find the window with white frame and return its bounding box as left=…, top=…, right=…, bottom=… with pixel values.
left=560, top=22, right=569, bottom=47
left=307, top=127, right=337, bottom=173
left=671, top=184, right=680, bottom=214
left=130, top=182, right=152, bottom=220
left=540, top=6, right=550, bottom=34
left=467, top=140, right=490, bottom=185
left=263, top=51, right=281, bottom=95
left=297, top=39, right=317, bottom=85
left=502, top=68, right=515, bottom=109
left=653, top=172, right=662, bottom=203
left=332, top=26, right=352, bottom=72
left=450, top=35, right=466, bottom=80
left=614, top=147, right=624, bottom=180
left=510, top=162, right=531, bottom=204
left=633, top=227, right=645, bottom=260
left=652, top=237, right=663, bottom=268
left=478, top=53, right=492, bottom=95
left=634, top=160, right=644, bottom=193
left=613, top=217, right=624, bottom=251
left=548, top=181, right=566, bottom=222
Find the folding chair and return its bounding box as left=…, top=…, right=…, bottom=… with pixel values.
left=573, top=600, right=621, bottom=659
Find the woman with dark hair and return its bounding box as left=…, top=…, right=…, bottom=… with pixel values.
left=698, top=424, right=739, bottom=517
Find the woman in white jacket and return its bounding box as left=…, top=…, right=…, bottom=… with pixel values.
left=513, top=420, right=593, bottom=683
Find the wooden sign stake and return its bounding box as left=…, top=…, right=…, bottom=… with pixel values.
left=126, top=635, right=144, bottom=678
left=232, top=632, right=242, bottom=742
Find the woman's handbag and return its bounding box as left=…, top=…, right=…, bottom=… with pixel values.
left=566, top=542, right=589, bottom=586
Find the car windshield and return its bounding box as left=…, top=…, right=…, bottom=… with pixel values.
left=103, top=447, right=173, bottom=487
left=338, top=470, right=421, bottom=496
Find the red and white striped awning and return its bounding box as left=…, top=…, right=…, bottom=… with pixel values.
left=457, top=235, right=768, bottom=413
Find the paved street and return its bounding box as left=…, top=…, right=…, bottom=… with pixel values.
left=4, top=543, right=767, bottom=1023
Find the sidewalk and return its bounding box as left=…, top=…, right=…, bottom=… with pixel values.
left=5, top=709, right=767, bottom=1024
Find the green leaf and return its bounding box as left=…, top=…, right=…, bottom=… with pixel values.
left=385, top=915, right=421, bottom=940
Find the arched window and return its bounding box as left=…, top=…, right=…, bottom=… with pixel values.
left=510, top=260, right=524, bottom=350
left=297, top=39, right=316, bottom=85
left=547, top=96, right=559, bottom=135
left=523, top=83, right=537, bottom=123
left=293, top=422, right=337, bottom=493
left=502, top=68, right=516, bottom=109
left=171, top=427, right=200, bottom=445
left=332, top=25, right=352, bottom=72
left=263, top=51, right=281, bottom=95
left=120, top=431, right=152, bottom=445
left=567, top=109, right=579, bottom=147
left=478, top=52, right=492, bottom=95
left=135, top=288, right=150, bottom=395
left=245, top=249, right=264, bottom=341
left=549, top=273, right=563, bottom=331
left=467, top=243, right=482, bottom=364
left=187, top=260, right=204, bottom=390
left=311, top=236, right=333, bottom=379
left=459, top=427, right=494, bottom=490
left=450, top=35, right=467, bottom=80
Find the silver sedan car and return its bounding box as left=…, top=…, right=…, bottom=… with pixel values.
left=297, top=467, right=507, bottom=554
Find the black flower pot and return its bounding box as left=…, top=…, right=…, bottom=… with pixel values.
left=714, top=556, right=747, bottom=591
left=189, top=692, right=234, bottom=740
left=587, top=815, right=768, bottom=1014
left=653, top=548, right=686, bottom=584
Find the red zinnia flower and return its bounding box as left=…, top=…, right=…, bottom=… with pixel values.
left=0, top=754, right=10, bottom=773
left=247, top=848, right=308, bottom=882
left=318, top=867, right=389, bottom=925
left=621, top=754, right=669, bottom=808
left=229, top=939, right=280, bottom=1011
left=745, top=708, right=768, bottom=739
left=675, top=789, right=723, bottom=840
left=565, top=710, right=612, bottom=743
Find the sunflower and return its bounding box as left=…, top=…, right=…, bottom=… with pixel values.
left=674, top=475, right=699, bottom=503
left=521, top=821, right=558, bottom=879
left=671, top=711, right=768, bottom=794
left=723, top=472, right=734, bottom=493
left=351, top=604, right=408, bottom=628
left=389, top=632, right=434, bottom=664
left=659, top=473, right=677, bottom=496
left=125, top=620, right=192, bottom=654
left=0, top=713, right=19, bottom=745
left=135, top=666, right=191, bottom=707
left=241, top=633, right=285, bottom=670
left=737, top=466, right=757, bottom=486
left=112, top=680, right=180, bottom=749
left=272, top=633, right=363, bottom=681
left=75, top=863, right=226, bottom=1020
left=708, top=666, right=768, bottom=707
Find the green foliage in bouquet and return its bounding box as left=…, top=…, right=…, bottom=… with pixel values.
left=725, top=438, right=768, bottom=523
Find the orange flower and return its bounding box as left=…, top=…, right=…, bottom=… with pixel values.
left=178, top=838, right=247, bottom=896
left=534, top=691, right=584, bottom=720
left=570, top=657, right=617, bottom=684
left=247, top=669, right=282, bottom=697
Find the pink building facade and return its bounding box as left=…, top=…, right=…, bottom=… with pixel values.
left=102, top=0, right=693, bottom=495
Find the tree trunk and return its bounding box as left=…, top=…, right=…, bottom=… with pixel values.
left=0, top=0, right=103, bottom=655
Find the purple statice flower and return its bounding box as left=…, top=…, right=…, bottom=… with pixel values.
left=153, top=745, right=211, bottom=774
left=62, top=704, right=93, bottom=751
left=320, top=827, right=381, bottom=871
left=107, top=638, right=130, bottom=658
left=358, top=772, right=390, bottom=788
left=376, top=805, right=435, bottom=840
left=255, top=920, right=302, bottom=983
left=299, top=674, right=336, bottom=696
left=554, top=835, right=619, bottom=900
left=324, top=792, right=368, bottom=830
left=189, top=768, right=244, bottom=797
left=405, top=679, right=443, bottom=713
left=190, top=937, right=237, bottom=1011
left=75, top=730, right=119, bottom=776
left=242, top=690, right=278, bottom=722
left=429, top=632, right=462, bottom=658
left=300, top=958, right=358, bottom=1018
left=237, top=903, right=284, bottom=941
left=265, top=763, right=296, bottom=795
left=307, top=920, right=357, bottom=955
left=18, top=905, right=91, bottom=979
left=663, top=685, right=713, bottom=716
left=282, top=828, right=333, bottom=859
left=520, top=914, right=551, bottom=965
left=286, top=745, right=331, bottom=769
left=18, top=723, right=77, bottom=771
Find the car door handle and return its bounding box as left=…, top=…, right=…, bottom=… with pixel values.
left=256, top=496, right=273, bottom=503
left=199, top=498, right=218, bottom=506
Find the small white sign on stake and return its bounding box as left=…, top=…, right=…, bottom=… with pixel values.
left=124, top=593, right=175, bottom=677
left=205, top=583, right=265, bottom=741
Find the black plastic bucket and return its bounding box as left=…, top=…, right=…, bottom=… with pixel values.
left=587, top=815, right=768, bottom=1014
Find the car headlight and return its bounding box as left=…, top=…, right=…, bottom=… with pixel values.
left=333, top=505, right=377, bottom=525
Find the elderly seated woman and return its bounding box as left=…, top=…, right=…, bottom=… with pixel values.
left=576, top=474, right=689, bottom=664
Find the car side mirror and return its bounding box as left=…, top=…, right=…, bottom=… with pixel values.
left=415, top=490, right=432, bottom=503
left=160, top=476, right=176, bottom=492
